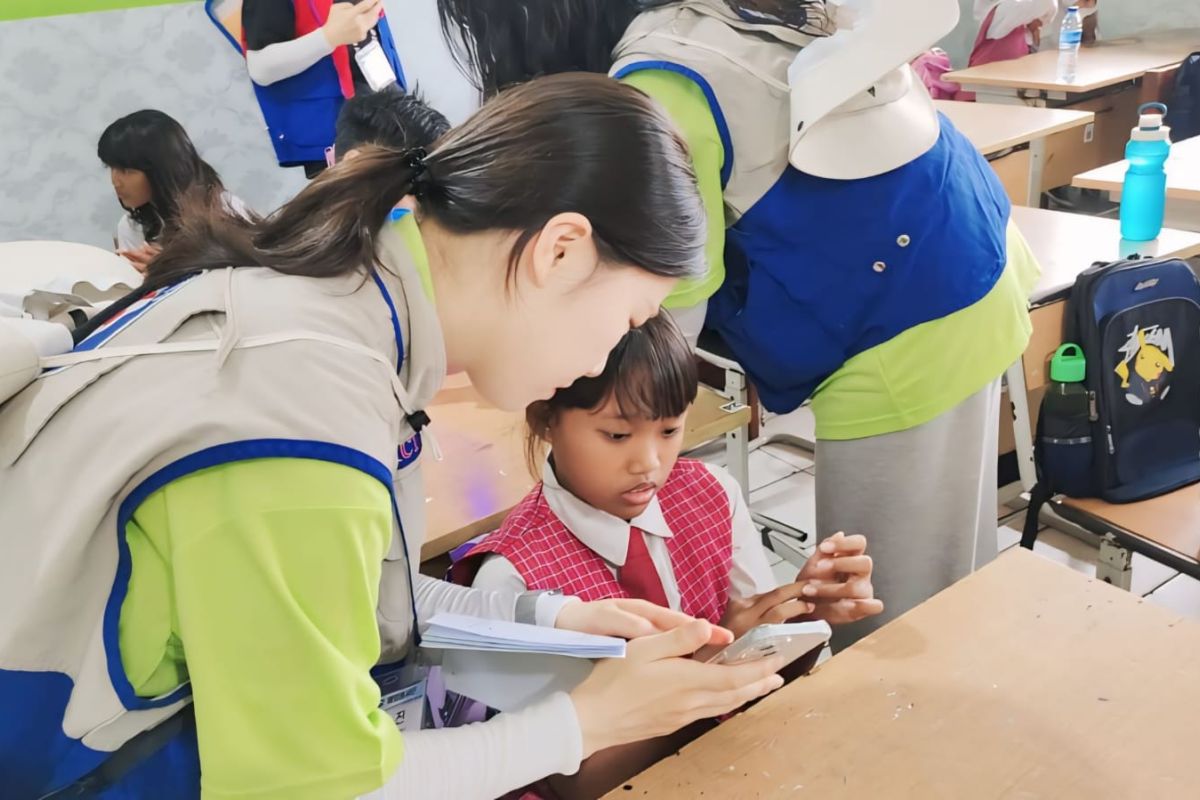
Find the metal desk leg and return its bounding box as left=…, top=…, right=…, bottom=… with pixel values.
left=1027, top=137, right=1046, bottom=207
left=722, top=366, right=751, bottom=502
left=1097, top=534, right=1133, bottom=591
left=1006, top=358, right=1037, bottom=492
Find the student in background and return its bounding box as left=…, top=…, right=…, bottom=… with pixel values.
left=967, top=0, right=1098, bottom=73
left=331, top=85, right=451, bottom=164
left=459, top=313, right=882, bottom=796
left=98, top=110, right=249, bottom=274
left=968, top=0, right=1058, bottom=71
left=240, top=0, right=404, bottom=177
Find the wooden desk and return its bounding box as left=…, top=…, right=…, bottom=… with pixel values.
left=607, top=548, right=1200, bottom=799
left=946, top=30, right=1200, bottom=184
left=1004, top=206, right=1200, bottom=489
left=1016, top=205, right=1200, bottom=305
left=420, top=379, right=751, bottom=561
left=1053, top=489, right=1200, bottom=587
left=1072, top=135, right=1200, bottom=226
left=945, top=30, right=1200, bottom=102
left=936, top=100, right=1095, bottom=204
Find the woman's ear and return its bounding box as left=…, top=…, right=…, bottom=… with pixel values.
left=522, top=212, right=598, bottom=290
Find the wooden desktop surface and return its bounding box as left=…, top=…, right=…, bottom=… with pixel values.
left=935, top=99, right=1093, bottom=154
left=1072, top=135, right=1200, bottom=202
left=1064, top=488, right=1200, bottom=567
left=945, top=30, right=1200, bottom=95
left=606, top=548, right=1200, bottom=799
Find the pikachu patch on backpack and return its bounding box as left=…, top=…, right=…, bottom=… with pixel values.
left=1114, top=324, right=1175, bottom=406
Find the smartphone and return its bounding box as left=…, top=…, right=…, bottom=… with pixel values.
left=706, top=620, right=832, bottom=668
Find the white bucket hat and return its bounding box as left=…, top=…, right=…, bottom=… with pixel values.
left=788, top=0, right=962, bottom=180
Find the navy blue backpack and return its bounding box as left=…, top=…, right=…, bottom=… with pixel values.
left=1165, top=52, right=1200, bottom=142
left=1025, top=256, right=1200, bottom=546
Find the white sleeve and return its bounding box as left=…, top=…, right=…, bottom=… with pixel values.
left=361, top=692, right=584, bottom=800
left=221, top=193, right=253, bottom=221
left=245, top=28, right=334, bottom=86
left=985, top=0, right=1058, bottom=40
left=471, top=553, right=530, bottom=594
left=705, top=464, right=779, bottom=598
left=413, top=573, right=576, bottom=629
left=115, top=215, right=144, bottom=251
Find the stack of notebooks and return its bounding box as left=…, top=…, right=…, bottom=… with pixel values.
left=422, top=613, right=626, bottom=659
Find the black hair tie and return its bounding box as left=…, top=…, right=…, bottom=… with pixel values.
left=405, top=147, right=430, bottom=198
left=407, top=410, right=431, bottom=433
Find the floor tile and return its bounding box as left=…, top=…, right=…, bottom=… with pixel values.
left=749, top=448, right=801, bottom=492
left=1146, top=574, right=1200, bottom=623
left=757, top=442, right=814, bottom=472
left=759, top=404, right=816, bottom=450
left=771, top=556, right=801, bottom=585
left=751, top=471, right=818, bottom=540
left=760, top=543, right=784, bottom=567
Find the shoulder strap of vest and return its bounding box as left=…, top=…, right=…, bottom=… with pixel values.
left=39, top=706, right=195, bottom=800
left=44, top=267, right=422, bottom=419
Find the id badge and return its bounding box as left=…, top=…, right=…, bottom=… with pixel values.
left=377, top=663, right=428, bottom=732
left=355, top=38, right=398, bottom=92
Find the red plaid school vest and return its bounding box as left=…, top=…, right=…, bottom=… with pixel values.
left=459, top=459, right=733, bottom=624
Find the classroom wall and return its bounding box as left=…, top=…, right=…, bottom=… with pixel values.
left=0, top=2, right=307, bottom=248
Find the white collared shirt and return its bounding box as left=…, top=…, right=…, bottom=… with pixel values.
left=472, top=459, right=779, bottom=610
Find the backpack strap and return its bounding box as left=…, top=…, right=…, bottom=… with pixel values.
left=1020, top=481, right=1052, bottom=550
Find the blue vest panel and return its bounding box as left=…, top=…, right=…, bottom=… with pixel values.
left=706, top=114, right=1011, bottom=412
left=254, top=18, right=406, bottom=167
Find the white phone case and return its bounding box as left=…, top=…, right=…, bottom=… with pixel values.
left=707, top=620, right=832, bottom=667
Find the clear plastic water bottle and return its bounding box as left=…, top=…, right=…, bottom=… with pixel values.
left=1120, top=103, right=1172, bottom=242
left=1057, top=6, right=1083, bottom=83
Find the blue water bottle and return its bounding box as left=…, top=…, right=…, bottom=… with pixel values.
left=1120, top=102, right=1172, bottom=242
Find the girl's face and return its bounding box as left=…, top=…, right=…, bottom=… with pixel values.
left=109, top=167, right=152, bottom=210
left=547, top=394, right=690, bottom=521
left=432, top=213, right=678, bottom=412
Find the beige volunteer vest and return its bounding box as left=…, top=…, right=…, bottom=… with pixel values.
left=0, top=223, right=444, bottom=765
left=611, top=0, right=819, bottom=221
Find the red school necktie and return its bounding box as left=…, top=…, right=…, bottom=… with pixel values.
left=617, top=526, right=670, bottom=607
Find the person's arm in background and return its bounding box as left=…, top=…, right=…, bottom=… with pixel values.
left=618, top=70, right=727, bottom=312
left=1082, top=0, right=1099, bottom=44
left=243, top=0, right=384, bottom=87
left=983, top=0, right=1058, bottom=40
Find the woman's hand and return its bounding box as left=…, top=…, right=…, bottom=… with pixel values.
left=693, top=585, right=817, bottom=662
left=555, top=598, right=702, bottom=640
left=570, top=620, right=785, bottom=757
left=795, top=532, right=883, bottom=626
left=118, top=243, right=161, bottom=274
left=323, top=0, right=384, bottom=48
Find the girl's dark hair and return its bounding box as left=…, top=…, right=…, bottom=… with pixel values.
left=525, top=312, right=698, bottom=475
left=144, top=72, right=706, bottom=294
left=97, top=109, right=225, bottom=243
left=334, top=86, right=451, bottom=156
left=437, top=1, right=830, bottom=99
left=437, top=0, right=642, bottom=98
